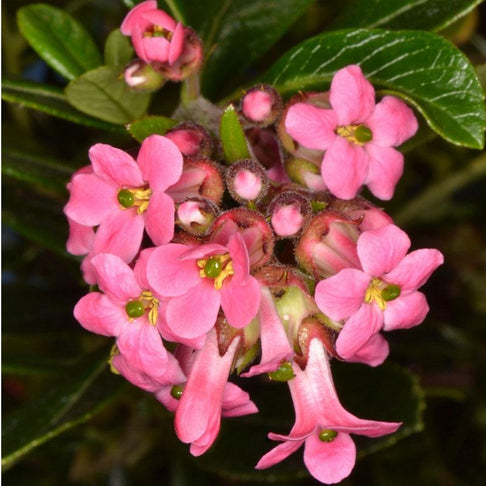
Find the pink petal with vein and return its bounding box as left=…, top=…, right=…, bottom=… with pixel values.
left=365, top=145, right=404, bottom=200
left=144, top=190, right=175, bottom=245
left=345, top=333, right=389, bottom=367
left=383, top=291, right=429, bottom=331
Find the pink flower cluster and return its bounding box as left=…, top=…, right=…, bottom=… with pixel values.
left=65, top=62, right=443, bottom=484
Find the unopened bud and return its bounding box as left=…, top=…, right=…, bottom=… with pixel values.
left=124, top=59, right=165, bottom=91
left=295, top=211, right=361, bottom=278
left=176, top=197, right=219, bottom=236
left=226, top=159, right=268, bottom=203
left=240, top=84, right=282, bottom=127
left=285, top=157, right=326, bottom=191
left=165, top=122, right=213, bottom=158
left=268, top=191, right=311, bottom=237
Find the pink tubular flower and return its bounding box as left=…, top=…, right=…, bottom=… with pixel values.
left=74, top=250, right=169, bottom=378
left=256, top=338, right=401, bottom=484
left=147, top=232, right=261, bottom=342
left=64, top=135, right=183, bottom=263
left=121, top=0, right=184, bottom=65
left=285, top=65, right=418, bottom=200
left=174, top=329, right=258, bottom=456
left=314, top=224, right=444, bottom=364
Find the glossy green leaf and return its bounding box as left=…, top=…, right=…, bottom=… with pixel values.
left=332, top=0, right=483, bottom=32
left=219, top=104, right=250, bottom=164
left=183, top=0, right=314, bottom=99
left=104, top=29, right=134, bottom=67
left=193, top=363, right=424, bottom=481
left=127, top=116, right=179, bottom=142
left=65, top=66, right=151, bottom=124
left=263, top=29, right=486, bottom=149
left=2, top=148, right=71, bottom=197
left=2, top=349, right=123, bottom=470
left=2, top=77, right=126, bottom=133
left=17, top=4, right=102, bottom=80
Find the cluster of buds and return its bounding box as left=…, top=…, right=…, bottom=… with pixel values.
left=121, top=0, right=203, bottom=90
left=64, top=4, right=443, bottom=483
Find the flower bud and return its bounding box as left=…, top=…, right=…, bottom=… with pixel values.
left=285, top=156, right=326, bottom=191
left=165, top=122, right=213, bottom=159
left=296, top=316, right=338, bottom=365
left=240, top=84, right=282, bottom=127
left=124, top=59, right=166, bottom=91
left=210, top=208, right=274, bottom=269
left=176, top=197, right=219, bottom=236
left=295, top=210, right=361, bottom=278
left=226, top=159, right=268, bottom=204
left=268, top=191, right=311, bottom=238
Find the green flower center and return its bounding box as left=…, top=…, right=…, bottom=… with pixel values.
left=268, top=361, right=295, bottom=382
left=364, top=278, right=401, bottom=310
left=197, top=253, right=234, bottom=290
left=319, top=429, right=338, bottom=442
left=381, top=284, right=401, bottom=302
left=125, top=300, right=145, bottom=318
left=336, top=124, right=373, bottom=145
left=125, top=291, right=159, bottom=325
left=117, top=187, right=152, bottom=214
left=118, top=189, right=134, bottom=208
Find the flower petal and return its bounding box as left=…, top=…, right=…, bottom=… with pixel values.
left=336, top=303, right=383, bottom=360
left=330, top=65, right=375, bottom=125
left=89, top=143, right=144, bottom=187
left=221, top=383, right=259, bottom=417
left=322, top=137, right=369, bottom=200
left=383, top=291, right=429, bottom=331
left=120, top=0, right=157, bottom=35
left=367, top=96, right=418, bottom=147
left=285, top=103, right=337, bottom=150
left=357, top=224, right=410, bottom=277
left=346, top=333, right=389, bottom=367
left=74, top=292, right=124, bottom=336
left=165, top=282, right=219, bottom=339
left=91, top=253, right=141, bottom=301
left=93, top=210, right=145, bottom=263
left=385, top=248, right=444, bottom=291
left=314, top=269, right=370, bottom=321
left=138, top=135, right=183, bottom=190
left=147, top=243, right=201, bottom=297
left=144, top=190, right=175, bottom=246
left=304, top=430, right=356, bottom=485
left=256, top=439, right=305, bottom=470
left=221, top=275, right=261, bottom=328
left=365, top=145, right=404, bottom=200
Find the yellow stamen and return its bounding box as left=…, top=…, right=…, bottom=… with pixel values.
left=336, top=124, right=372, bottom=145
left=197, top=253, right=234, bottom=290
left=119, top=187, right=152, bottom=214
left=364, top=277, right=387, bottom=311
left=140, top=290, right=159, bottom=326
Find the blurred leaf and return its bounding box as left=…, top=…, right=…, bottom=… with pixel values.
left=2, top=348, right=124, bottom=470
left=263, top=29, right=486, bottom=149
left=219, top=104, right=250, bottom=163
left=2, top=77, right=126, bottom=133
left=65, top=66, right=151, bottom=124
left=127, top=115, right=178, bottom=142
left=2, top=147, right=71, bottom=197
left=104, top=29, right=134, bottom=67
left=17, top=3, right=102, bottom=81
left=193, top=363, right=423, bottom=481
left=332, top=0, right=483, bottom=32
left=2, top=183, right=67, bottom=254
left=176, top=0, right=314, bottom=99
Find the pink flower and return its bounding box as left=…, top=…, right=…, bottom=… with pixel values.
left=64, top=135, right=183, bottom=263
left=74, top=250, right=168, bottom=377
left=174, top=329, right=257, bottom=456
left=314, top=224, right=444, bottom=364
left=256, top=338, right=400, bottom=484
left=147, top=233, right=261, bottom=342
left=121, top=0, right=184, bottom=65
left=285, top=65, right=418, bottom=200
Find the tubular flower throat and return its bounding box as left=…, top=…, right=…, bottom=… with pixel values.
left=117, top=187, right=152, bottom=214
left=144, top=24, right=173, bottom=39
left=197, top=254, right=234, bottom=290
left=364, top=278, right=401, bottom=311
left=336, top=124, right=373, bottom=145
left=125, top=290, right=159, bottom=325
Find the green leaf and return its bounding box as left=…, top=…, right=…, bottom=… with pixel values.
left=2, top=147, right=71, bottom=197
left=193, top=363, right=423, bottom=481
left=263, top=29, right=486, bottom=149
left=332, top=0, right=483, bottom=32
left=65, top=66, right=151, bottom=124
left=2, top=77, right=126, bottom=133
left=127, top=115, right=179, bottom=143
left=17, top=4, right=102, bottom=81
left=219, top=104, right=250, bottom=163
left=104, top=29, right=134, bottom=67
left=182, top=0, right=314, bottom=99
left=2, top=348, right=124, bottom=470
